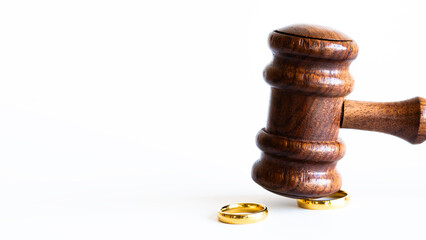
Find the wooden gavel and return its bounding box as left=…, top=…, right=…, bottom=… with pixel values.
left=252, top=24, right=425, bottom=199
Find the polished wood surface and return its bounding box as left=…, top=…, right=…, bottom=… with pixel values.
left=252, top=24, right=425, bottom=199
left=342, top=97, right=426, bottom=144
left=252, top=25, right=358, bottom=198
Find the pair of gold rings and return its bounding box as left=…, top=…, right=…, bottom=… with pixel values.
left=218, top=190, right=349, bottom=224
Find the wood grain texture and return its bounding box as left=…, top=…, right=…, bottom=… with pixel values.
left=252, top=24, right=425, bottom=199
left=342, top=97, right=426, bottom=144
left=252, top=25, right=358, bottom=198
left=275, top=24, right=352, bottom=41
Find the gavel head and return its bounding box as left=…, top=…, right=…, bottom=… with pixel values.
left=251, top=24, right=359, bottom=199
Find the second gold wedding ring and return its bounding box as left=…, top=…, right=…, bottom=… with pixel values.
left=297, top=190, right=350, bottom=210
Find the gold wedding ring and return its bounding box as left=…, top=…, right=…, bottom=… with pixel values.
left=297, top=190, right=350, bottom=210
left=217, top=203, right=268, bottom=224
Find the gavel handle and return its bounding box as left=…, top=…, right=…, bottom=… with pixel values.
left=341, top=97, right=426, bottom=144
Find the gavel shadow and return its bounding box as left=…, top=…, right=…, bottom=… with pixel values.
left=204, top=193, right=299, bottom=222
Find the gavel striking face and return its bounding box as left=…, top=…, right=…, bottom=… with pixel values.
left=252, top=24, right=426, bottom=199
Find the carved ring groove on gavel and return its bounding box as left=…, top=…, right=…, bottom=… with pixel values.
left=252, top=24, right=426, bottom=199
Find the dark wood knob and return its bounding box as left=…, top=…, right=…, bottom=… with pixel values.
left=252, top=24, right=424, bottom=199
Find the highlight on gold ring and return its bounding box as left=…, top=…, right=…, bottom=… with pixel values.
left=297, top=190, right=350, bottom=210
left=217, top=203, right=268, bottom=224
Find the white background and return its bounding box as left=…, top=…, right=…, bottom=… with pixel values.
left=0, top=0, right=425, bottom=239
